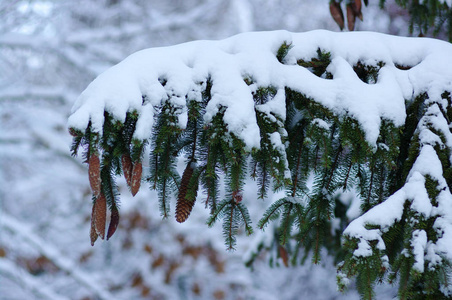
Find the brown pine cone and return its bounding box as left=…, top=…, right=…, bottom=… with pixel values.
left=232, top=190, right=243, bottom=204
left=279, top=245, right=289, bottom=267
left=353, top=0, right=363, bottom=21
left=346, top=3, right=356, bottom=31
left=90, top=204, right=98, bottom=246
left=122, top=154, right=133, bottom=187
left=175, top=162, right=198, bottom=223
left=68, top=127, right=80, bottom=137
left=107, top=206, right=120, bottom=240
left=329, top=1, right=344, bottom=30
left=94, top=193, right=107, bottom=239
left=131, top=161, right=142, bottom=196
left=88, top=153, right=101, bottom=197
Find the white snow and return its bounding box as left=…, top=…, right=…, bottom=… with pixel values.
left=312, top=118, right=330, bottom=130
left=69, top=30, right=452, bottom=150
left=411, top=229, right=427, bottom=272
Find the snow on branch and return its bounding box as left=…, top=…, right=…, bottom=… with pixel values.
left=69, top=30, right=451, bottom=148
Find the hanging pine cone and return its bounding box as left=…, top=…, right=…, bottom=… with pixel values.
left=354, top=0, right=363, bottom=20
left=346, top=3, right=356, bottom=31
left=107, top=206, right=120, bottom=240
left=122, top=154, right=133, bottom=187
left=88, top=153, right=101, bottom=197
left=131, top=161, right=142, bottom=196
left=93, top=193, right=107, bottom=239
left=232, top=190, right=243, bottom=204
left=68, top=127, right=80, bottom=137
left=175, top=161, right=198, bottom=223
left=329, top=1, right=344, bottom=30
left=279, top=245, right=289, bottom=267
left=90, top=204, right=98, bottom=246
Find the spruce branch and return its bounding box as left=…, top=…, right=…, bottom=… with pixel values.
left=206, top=199, right=230, bottom=228
left=258, top=198, right=286, bottom=230
left=276, top=41, right=293, bottom=63
left=279, top=202, right=294, bottom=245
left=236, top=202, right=253, bottom=236
left=68, top=30, right=452, bottom=299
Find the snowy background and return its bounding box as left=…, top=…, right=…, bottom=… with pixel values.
left=0, top=1, right=436, bottom=299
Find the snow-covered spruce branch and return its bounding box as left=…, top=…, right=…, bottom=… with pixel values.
left=339, top=93, right=452, bottom=299
left=68, top=30, right=452, bottom=299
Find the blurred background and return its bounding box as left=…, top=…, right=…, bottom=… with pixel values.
left=0, top=1, right=434, bottom=299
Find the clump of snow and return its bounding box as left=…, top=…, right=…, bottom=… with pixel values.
left=411, top=229, right=427, bottom=272
left=354, top=239, right=373, bottom=257
left=69, top=30, right=452, bottom=149
left=312, top=118, right=330, bottom=130
left=285, top=196, right=306, bottom=205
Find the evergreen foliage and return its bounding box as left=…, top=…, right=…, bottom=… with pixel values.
left=386, top=0, right=452, bottom=41
left=69, top=31, right=452, bottom=299
left=329, top=0, right=452, bottom=41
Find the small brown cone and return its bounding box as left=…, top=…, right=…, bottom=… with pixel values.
left=68, top=127, right=80, bottom=137
left=90, top=204, right=98, bottom=246
left=122, top=154, right=133, bottom=187
left=279, top=245, right=289, bottom=267
left=232, top=190, right=243, bottom=204
left=346, top=3, right=356, bottom=31
left=329, top=1, right=344, bottom=30
left=131, top=161, right=142, bottom=196
left=94, top=193, right=107, bottom=239
left=175, top=162, right=197, bottom=223
left=353, top=0, right=363, bottom=21
left=107, top=206, right=120, bottom=240
left=88, top=154, right=101, bottom=197
left=354, top=0, right=361, bottom=11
